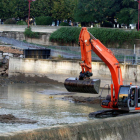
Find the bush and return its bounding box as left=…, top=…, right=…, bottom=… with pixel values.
left=17, top=21, right=27, bottom=25
left=4, top=18, right=16, bottom=24
left=49, top=27, right=81, bottom=43
left=24, top=26, right=39, bottom=38
left=59, top=22, right=69, bottom=26
left=88, top=28, right=139, bottom=45
left=49, top=27, right=140, bottom=46
left=35, top=16, right=52, bottom=25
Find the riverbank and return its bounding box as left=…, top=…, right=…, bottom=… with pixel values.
left=1, top=113, right=140, bottom=140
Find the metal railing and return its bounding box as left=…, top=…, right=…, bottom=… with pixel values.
left=45, top=46, right=137, bottom=64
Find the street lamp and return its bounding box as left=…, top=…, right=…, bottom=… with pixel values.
left=27, top=0, right=35, bottom=28
left=135, top=0, right=140, bottom=31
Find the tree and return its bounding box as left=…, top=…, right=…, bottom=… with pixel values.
left=0, top=0, right=17, bottom=19
left=31, top=0, right=54, bottom=17
left=51, top=0, right=76, bottom=21
left=74, top=0, right=122, bottom=25
left=117, top=0, right=137, bottom=25
left=0, top=0, right=54, bottom=21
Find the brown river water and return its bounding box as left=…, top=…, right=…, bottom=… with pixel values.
left=0, top=83, right=108, bottom=134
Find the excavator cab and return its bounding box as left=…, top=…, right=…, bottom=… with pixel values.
left=118, top=85, right=140, bottom=112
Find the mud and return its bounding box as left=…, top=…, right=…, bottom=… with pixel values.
left=9, top=73, right=64, bottom=87
left=62, top=96, right=105, bottom=104
left=0, top=114, right=37, bottom=124
left=0, top=73, right=64, bottom=87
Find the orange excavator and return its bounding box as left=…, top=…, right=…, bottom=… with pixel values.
left=64, top=27, right=140, bottom=115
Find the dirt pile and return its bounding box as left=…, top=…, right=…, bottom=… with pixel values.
left=0, top=114, right=37, bottom=124
left=0, top=46, right=23, bottom=54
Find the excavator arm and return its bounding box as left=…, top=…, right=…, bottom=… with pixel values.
left=79, top=27, right=123, bottom=100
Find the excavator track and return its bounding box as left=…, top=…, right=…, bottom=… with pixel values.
left=88, top=110, right=140, bottom=118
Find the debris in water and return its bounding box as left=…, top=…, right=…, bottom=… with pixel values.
left=0, top=114, right=37, bottom=124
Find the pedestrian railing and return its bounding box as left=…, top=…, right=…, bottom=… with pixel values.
left=47, top=46, right=137, bottom=64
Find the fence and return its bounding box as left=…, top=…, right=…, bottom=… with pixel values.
left=45, top=46, right=139, bottom=64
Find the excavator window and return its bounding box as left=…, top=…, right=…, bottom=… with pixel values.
left=118, top=86, right=129, bottom=102
left=130, top=89, right=135, bottom=107
left=138, top=88, right=140, bottom=107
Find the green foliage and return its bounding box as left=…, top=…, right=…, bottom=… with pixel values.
left=59, top=22, right=69, bottom=26
left=57, top=54, right=63, bottom=58
left=4, top=18, right=16, bottom=24
left=0, top=0, right=52, bottom=21
left=24, top=27, right=39, bottom=38
left=50, top=27, right=140, bottom=46
left=51, top=0, right=76, bottom=21
left=49, top=27, right=81, bottom=43
left=74, top=0, right=121, bottom=24
left=31, top=0, right=53, bottom=17
left=117, top=8, right=137, bottom=25
left=0, top=0, right=28, bottom=20
left=88, top=28, right=139, bottom=45
left=35, top=16, right=52, bottom=25
left=117, top=0, right=137, bottom=24
left=16, top=21, right=27, bottom=25
left=0, top=0, right=138, bottom=26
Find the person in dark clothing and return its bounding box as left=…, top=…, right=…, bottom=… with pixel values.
left=131, top=90, right=135, bottom=106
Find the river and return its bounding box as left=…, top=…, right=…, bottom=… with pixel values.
left=0, top=83, right=108, bottom=134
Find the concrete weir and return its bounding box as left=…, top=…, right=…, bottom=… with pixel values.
left=0, top=114, right=140, bottom=140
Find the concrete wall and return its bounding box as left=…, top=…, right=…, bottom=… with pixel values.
left=1, top=114, right=140, bottom=140
left=0, top=31, right=77, bottom=46
left=0, top=25, right=60, bottom=33
left=0, top=31, right=55, bottom=46
left=9, top=58, right=140, bottom=85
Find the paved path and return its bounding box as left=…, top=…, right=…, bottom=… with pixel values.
left=0, top=37, right=81, bottom=59
left=0, top=37, right=45, bottom=49
left=0, top=25, right=60, bottom=33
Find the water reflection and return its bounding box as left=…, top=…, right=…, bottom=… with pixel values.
left=0, top=83, right=103, bottom=134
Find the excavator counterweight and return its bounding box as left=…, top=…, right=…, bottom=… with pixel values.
left=64, top=78, right=100, bottom=94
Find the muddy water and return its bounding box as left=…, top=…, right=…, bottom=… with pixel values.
left=0, top=83, right=108, bottom=134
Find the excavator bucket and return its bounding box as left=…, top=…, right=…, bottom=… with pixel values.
left=64, top=78, right=100, bottom=94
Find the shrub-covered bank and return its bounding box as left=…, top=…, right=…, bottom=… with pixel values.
left=49, top=27, right=140, bottom=47
left=49, top=27, right=81, bottom=44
